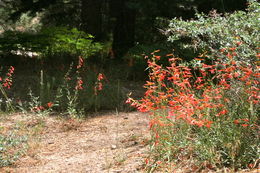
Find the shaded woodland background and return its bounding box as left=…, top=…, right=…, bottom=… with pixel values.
left=0, top=0, right=250, bottom=113
left=1, top=0, right=248, bottom=58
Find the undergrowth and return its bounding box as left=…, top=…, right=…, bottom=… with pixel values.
left=0, top=125, right=28, bottom=167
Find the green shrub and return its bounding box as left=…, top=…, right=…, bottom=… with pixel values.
left=167, top=0, right=260, bottom=64
left=0, top=128, right=28, bottom=167
left=41, top=27, right=102, bottom=57
left=0, top=27, right=102, bottom=58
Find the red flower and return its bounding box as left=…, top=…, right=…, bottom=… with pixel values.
left=220, top=48, right=226, bottom=52
left=125, top=98, right=132, bottom=104
left=47, top=102, right=53, bottom=108
left=97, top=82, right=103, bottom=90
left=234, top=120, right=239, bottom=124
left=241, top=124, right=249, bottom=127
left=205, top=121, right=213, bottom=128
left=145, top=158, right=149, bottom=165
left=241, top=118, right=249, bottom=122
left=77, top=56, right=84, bottom=69
left=75, top=79, right=83, bottom=90
left=229, top=47, right=236, bottom=51
left=217, top=109, right=228, bottom=116
left=195, top=77, right=203, bottom=83
left=97, top=73, right=104, bottom=81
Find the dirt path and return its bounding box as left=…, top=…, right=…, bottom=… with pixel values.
left=1, top=112, right=150, bottom=173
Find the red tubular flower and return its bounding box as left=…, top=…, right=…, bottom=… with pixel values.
left=125, top=98, right=131, bottom=104
left=229, top=47, right=236, bottom=51
left=75, top=79, right=83, bottom=90
left=195, top=77, right=203, bottom=83
left=241, top=124, right=249, bottom=127
left=205, top=121, right=213, bottom=128
left=220, top=48, right=226, bottom=52
left=97, top=73, right=104, bottom=81
left=97, top=82, right=103, bottom=90
left=47, top=102, right=53, bottom=108
left=234, top=120, right=240, bottom=124
left=217, top=109, right=228, bottom=116
left=77, top=56, right=84, bottom=69
left=2, top=66, right=15, bottom=89
left=241, top=118, right=249, bottom=122
left=145, top=158, right=149, bottom=165
left=154, top=55, right=161, bottom=60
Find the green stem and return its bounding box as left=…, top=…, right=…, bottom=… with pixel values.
left=0, top=84, right=15, bottom=112
left=40, top=70, right=44, bottom=103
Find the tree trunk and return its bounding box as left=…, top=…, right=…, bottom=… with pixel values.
left=81, top=0, right=103, bottom=41
left=110, top=0, right=136, bottom=59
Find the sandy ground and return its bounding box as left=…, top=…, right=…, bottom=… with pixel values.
left=0, top=112, right=150, bottom=173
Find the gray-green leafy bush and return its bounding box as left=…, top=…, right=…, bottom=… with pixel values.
left=0, top=129, right=28, bottom=167
left=167, top=0, right=260, bottom=64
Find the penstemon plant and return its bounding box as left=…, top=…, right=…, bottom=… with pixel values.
left=0, top=66, right=15, bottom=112
left=127, top=47, right=259, bottom=171
left=53, top=56, right=105, bottom=117
left=26, top=89, right=53, bottom=117
left=54, top=57, right=84, bottom=118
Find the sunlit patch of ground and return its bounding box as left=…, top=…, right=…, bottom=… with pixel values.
left=0, top=112, right=150, bottom=173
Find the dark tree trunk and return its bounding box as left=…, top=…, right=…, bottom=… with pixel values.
left=81, top=0, right=103, bottom=41
left=110, top=0, right=136, bottom=59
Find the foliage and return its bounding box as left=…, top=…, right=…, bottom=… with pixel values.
left=0, top=127, right=28, bottom=167
left=19, top=89, right=53, bottom=117
left=10, top=56, right=126, bottom=117
left=167, top=0, right=260, bottom=64
left=41, top=27, right=102, bottom=57
left=0, top=27, right=102, bottom=58
left=127, top=43, right=171, bottom=60
left=1, top=0, right=250, bottom=60
left=127, top=49, right=259, bottom=171
left=0, top=57, right=130, bottom=116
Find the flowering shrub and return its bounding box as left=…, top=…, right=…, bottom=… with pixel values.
left=127, top=48, right=259, bottom=171
left=0, top=66, right=15, bottom=112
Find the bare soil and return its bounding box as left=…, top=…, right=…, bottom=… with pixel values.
left=0, top=112, right=150, bottom=173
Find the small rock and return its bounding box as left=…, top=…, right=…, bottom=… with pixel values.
left=111, top=144, right=117, bottom=150
left=48, top=141, right=54, bottom=144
